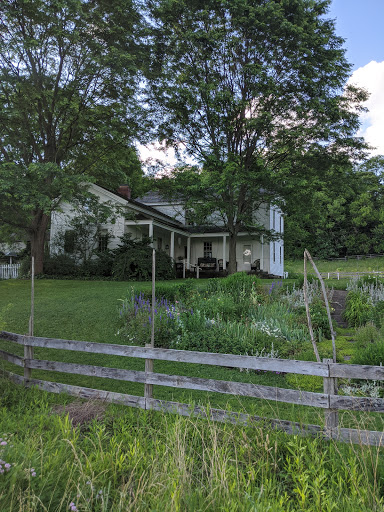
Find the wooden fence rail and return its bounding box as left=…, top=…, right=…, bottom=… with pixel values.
left=1, top=330, right=384, bottom=446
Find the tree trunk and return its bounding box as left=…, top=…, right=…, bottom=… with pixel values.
left=29, top=211, right=50, bottom=275
left=227, top=232, right=237, bottom=275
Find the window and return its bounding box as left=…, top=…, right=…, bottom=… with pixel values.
left=204, top=241, right=212, bottom=258
left=98, top=233, right=109, bottom=252
left=64, top=230, right=76, bottom=253
left=157, top=237, right=163, bottom=250
left=280, top=215, right=282, bottom=233
left=273, top=242, right=276, bottom=263
left=280, top=246, right=282, bottom=264
left=272, top=210, right=275, bottom=230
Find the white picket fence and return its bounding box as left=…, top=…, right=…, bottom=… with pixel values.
left=0, top=264, right=21, bottom=279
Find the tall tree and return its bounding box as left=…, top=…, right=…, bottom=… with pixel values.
left=146, top=0, right=367, bottom=273
left=284, top=153, right=384, bottom=258
left=0, top=0, right=144, bottom=273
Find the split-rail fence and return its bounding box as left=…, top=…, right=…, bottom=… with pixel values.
left=1, top=330, right=384, bottom=447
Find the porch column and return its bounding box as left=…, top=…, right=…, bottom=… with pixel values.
left=148, top=221, right=153, bottom=247
left=187, top=236, right=190, bottom=270
left=170, top=231, right=175, bottom=260
left=261, top=235, right=264, bottom=270
left=222, top=235, right=226, bottom=270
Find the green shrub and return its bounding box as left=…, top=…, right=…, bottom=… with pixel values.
left=43, top=254, right=79, bottom=277
left=205, top=272, right=259, bottom=298
left=372, top=301, right=384, bottom=329
left=356, top=275, right=384, bottom=287
left=309, top=299, right=331, bottom=338
left=352, top=340, right=384, bottom=367
left=79, top=251, right=114, bottom=277
left=344, top=290, right=374, bottom=327
left=354, top=323, right=381, bottom=348
left=112, top=235, right=175, bottom=281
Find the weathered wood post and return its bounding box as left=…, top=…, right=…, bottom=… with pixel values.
left=323, top=358, right=338, bottom=438
left=24, top=257, right=35, bottom=383
left=145, top=248, right=155, bottom=401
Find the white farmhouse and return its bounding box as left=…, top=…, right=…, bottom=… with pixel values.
left=50, top=183, right=284, bottom=277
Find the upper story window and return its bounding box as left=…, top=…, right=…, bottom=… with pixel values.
left=204, top=241, right=212, bottom=258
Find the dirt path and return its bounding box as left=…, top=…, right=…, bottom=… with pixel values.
left=331, top=290, right=348, bottom=328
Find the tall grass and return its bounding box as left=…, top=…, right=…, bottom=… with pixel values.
left=1, top=379, right=384, bottom=512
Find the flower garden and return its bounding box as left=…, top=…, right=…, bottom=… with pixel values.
left=1, top=274, right=384, bottom=510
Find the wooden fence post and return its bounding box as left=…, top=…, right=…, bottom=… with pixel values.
left=145, top=249, right=155, bottom=401
left=323, top=358, right=338, bottom=437
left=24, top=257, right=34, bottom=383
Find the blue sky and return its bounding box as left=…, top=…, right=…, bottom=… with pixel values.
left=329, top=0, right=384, bottom=71
left=328, top=0, right=384, bottom=154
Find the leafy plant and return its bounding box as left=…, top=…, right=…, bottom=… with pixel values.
left=352, top=340, right=384, bottom=367
left=112, top=235, right=175, bottom=281
left=344, top=290, right=374, bottom=327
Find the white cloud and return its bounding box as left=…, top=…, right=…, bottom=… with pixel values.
left=348, top=61, right=384, bottom=155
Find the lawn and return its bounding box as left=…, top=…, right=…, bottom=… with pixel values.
left=1, top=276, right=384, bottom=511
left=286, top=256, right=384, bottom=275
left=1, top=276, right=383, bottom=433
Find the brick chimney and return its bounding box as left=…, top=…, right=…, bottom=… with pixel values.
left=117, top=185, right=131, bottom=199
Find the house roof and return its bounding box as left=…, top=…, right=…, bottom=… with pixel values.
left=135, top=191, right=177, bottom=205
left=98, top=185, right=185, bottom=229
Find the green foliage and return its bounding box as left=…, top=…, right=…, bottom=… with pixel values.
left=352, top=341, right=384, bottom=367
left=112, top=235, right=175, bottom=281
left=344, top=291, right=374, bottom=327
left=43, top=254, right=79, bottom=278
left=0, top=0, right=144, bottom=272
left=372, top=301, right=384, bottom=329
left=285, top=156, right=384, bottom=259
left=355, top=323, right=382, bottom=348
left=147, top=0, right=367, bottom=272
left=309, top=300, right=332, bottom=339
left=1, top=380, right=383, bottom=511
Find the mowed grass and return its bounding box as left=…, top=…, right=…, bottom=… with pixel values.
left=0, top=278, right=383, bottom=432
left=286, top=256, right=384, bottom=275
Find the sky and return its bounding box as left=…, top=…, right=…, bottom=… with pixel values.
left=328, top=0, right=384, bottom=155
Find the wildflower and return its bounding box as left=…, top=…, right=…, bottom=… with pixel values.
left=0, top=441, right=7, bottom=446
left=4, top=463, right=11, bottom=471
left=69, top=502, right=78, bottom=511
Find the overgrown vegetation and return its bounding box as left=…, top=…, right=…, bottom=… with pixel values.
left=1, top=379, right=384, bottom=512
left=118, top=273, right=331, bottom=359
left=344, top=277, right=384, bottom=327
left=26, top=234, right=176, bottom=281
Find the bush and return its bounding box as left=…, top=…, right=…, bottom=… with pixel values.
left=354, top=322, right=381, bottom=348
left=344, top=290, right=374, bottom=327
left=309, top=299, right=331, bottom=338
left=79, top=251, right=114, bottom=277
left=112, top=235, right=175, bottom=281
left=352, top=340, right=384, bottom=367
left=372, top=301, right=384, bottom=329
left=43, top=254, right=79, bottom=277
